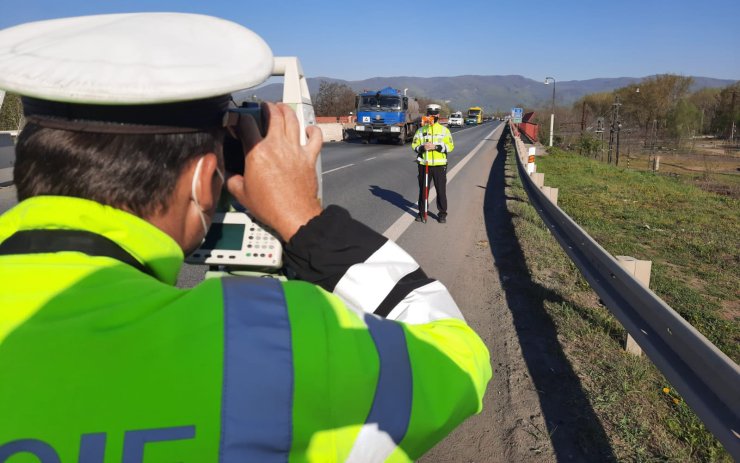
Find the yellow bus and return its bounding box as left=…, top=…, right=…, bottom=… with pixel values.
left=466, top=106, right=483, bottom=125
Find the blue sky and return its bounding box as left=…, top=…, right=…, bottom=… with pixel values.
left=1, top=0, right=738, bottom=83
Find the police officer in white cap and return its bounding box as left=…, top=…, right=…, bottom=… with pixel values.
left=411, top=104, right=455, bottom=223
left=0, top=13, right=490, bottom=461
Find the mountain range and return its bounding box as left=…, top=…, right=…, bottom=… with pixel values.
left=245, top=75, right=736, bottom=114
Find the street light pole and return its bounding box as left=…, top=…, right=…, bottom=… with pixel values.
left=544, top=77, right=556, bottom=147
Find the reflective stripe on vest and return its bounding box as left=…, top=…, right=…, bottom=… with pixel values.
left=220, top=278, right=413, bottom=462
left=420, top=132, right=446, bottom=146
left=220, top=277, right=293, bottom=462
left=346, top=314, right=412, bottom=462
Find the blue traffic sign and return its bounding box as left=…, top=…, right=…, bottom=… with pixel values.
left=511, top=107, right=523, bottom=123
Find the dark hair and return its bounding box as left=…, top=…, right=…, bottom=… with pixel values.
left=14, top=123, right=223, bottom=217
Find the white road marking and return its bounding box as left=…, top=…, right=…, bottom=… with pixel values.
left=323, top=163, right=355, bottom=174
left=382, top=124, right=504, bottom=241
left=365, top=157, right=377, bottom=161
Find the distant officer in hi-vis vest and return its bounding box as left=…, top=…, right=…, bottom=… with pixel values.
left=412, top=104, right=455, bottom=223
left=0, top=13, right=490, bottom=462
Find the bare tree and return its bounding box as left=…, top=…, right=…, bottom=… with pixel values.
left=710, top=82, right=740, bottom=139
left=689, top=88, right=721, bottom=135
left=573, top=92, right=614, bottom=125
left=314, top=81, right=356, bottom=117
left=667, top=98, right=701, bottom=147
left=415, top=97, right=452, bottom=117
left=617, top=75, right=693, bottom=138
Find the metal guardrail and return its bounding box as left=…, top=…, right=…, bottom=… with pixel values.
left=507, top=123, right=740, bottom=458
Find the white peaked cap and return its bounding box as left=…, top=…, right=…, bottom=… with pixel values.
left=0, top=13, right=274, bottom=104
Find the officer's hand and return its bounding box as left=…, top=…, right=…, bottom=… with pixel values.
left=423, top=142, right=435, bottom=151
left=226, top=102, right=323, bottom=242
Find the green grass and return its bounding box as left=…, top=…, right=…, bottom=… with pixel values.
left=537, top=148, right=738, bottom=361
left=503, top=142, right=735, bottom=462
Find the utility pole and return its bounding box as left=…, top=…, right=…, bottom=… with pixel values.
left=581, top=101, right=586, bottom=132
left=648, top=118, right=657, bottom=168
left=614, top=96, right=622, bottom=165
left=608, top=96, right=621, bottom=164
left=595, top=116, right=605, bottom=160
left=616, top=117, right=622, bottom=166
left=608, top=111, right=614, bottom=164
left=730, top=90, right=737, bottom=143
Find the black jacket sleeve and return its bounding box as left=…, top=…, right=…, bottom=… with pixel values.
left=283, top=205, right=460, bottom=321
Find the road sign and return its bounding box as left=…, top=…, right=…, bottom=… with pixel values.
left=512, top=107, right=523, bottom=123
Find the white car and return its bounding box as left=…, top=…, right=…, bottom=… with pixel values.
left=447, top=112, right=464, bottom=128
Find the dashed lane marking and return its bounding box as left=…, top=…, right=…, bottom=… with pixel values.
left=323, top=163, right=355, bottom=174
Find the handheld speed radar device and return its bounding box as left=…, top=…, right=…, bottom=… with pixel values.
left=185, top=57, right=321, bottom=276
left=223, top=103, right=265, bottom=175
left=186, top=212, right=282, bottom=269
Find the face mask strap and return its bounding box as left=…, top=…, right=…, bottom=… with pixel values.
left=191, top=157, right=209, bottom=237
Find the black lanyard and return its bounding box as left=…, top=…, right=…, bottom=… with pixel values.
left=0, top=229, right=154, bottom=277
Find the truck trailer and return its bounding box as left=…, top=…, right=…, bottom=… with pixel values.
left=352, top=87, right=421, bottom=144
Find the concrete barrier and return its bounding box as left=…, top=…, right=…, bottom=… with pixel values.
left=316, top=123, right=344, bottom=142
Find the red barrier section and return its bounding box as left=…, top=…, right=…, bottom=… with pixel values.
left=519, top=122, right=539, bottom=142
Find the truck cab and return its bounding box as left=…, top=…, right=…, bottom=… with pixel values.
left=466, top=106, right=483, bottom=125
left=353, top=87, right=420, bottom=144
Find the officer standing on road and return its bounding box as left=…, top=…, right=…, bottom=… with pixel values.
left=412, top=104, right=455, bottom=223
left=0, top=13, right=490, bottom=462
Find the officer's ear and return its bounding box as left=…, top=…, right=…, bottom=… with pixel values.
left=191, top=152, right=222, bottom=213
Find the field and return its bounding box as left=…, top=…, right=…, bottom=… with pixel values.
left=583, top=138, right=740, bottom=199
left=503, top=140, right=737, bottom=461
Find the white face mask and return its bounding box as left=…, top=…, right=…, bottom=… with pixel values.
left=191, top=156, right=225, bottom=240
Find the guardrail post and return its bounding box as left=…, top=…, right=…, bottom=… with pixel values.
left=531, top=172, right=544, bottom=188
left=526, top=147, right=536, bottom=174
left=616, top=256, right=653, bottom=356
left=542, top=186, right=551, bottom=199
left=542, top=186, right=558, bottom=205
